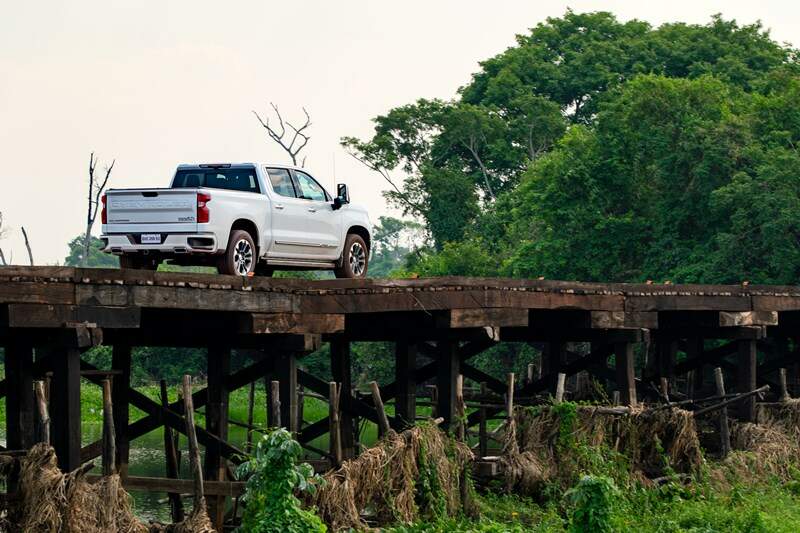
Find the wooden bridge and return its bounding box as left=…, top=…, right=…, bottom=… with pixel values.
left=1, top=266, right=798, bottom=525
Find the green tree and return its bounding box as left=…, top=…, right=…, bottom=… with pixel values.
left=64, top=235, right=118, bottom=267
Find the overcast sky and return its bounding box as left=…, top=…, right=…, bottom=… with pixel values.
left=1, top=1, right=798, bottom=265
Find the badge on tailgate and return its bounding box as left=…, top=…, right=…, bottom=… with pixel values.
left=141, top=234, right=162, bottom=244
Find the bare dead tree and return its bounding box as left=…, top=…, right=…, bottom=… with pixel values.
left=83, top=152, right=115, bottom=266
left=252, top=103, right=311, bottom=167
left=21, top=226, right=33, bottom=266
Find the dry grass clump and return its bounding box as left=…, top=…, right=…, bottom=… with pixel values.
left=722, top=400, right=800, bottom=480
left=8, top=443, right=214, bottom=533
left=11, top=443, right=148, bottom=533
left=500, top=404, right=703, bottom=495
left=311, top=422, right=474, bottom=531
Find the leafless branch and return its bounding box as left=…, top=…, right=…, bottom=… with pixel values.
left=461, top=135, right=495, bottom=200
left=344, top=150, right=424, bottom=216
left=84, top=152, right=114, bottom=266
left=253, top=103, right=312, bottom=167
left=21, top=226, right=33, bottom=266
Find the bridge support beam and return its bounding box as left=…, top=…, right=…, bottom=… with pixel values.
left=737, top=339, right=757, bottom=422
left=395, top=340, right=417, bottom=429
left=331, top=338, right=355, bottom=459
left=437, top=340, right=460, bottom=431
left=5, top=343, right=35, bottom=452
left=614, top=342, right=637, bottom=407
left=205, top=345, right=231, bottom=531
left=51, top=347, right=82, bottom=471
left=112, top=344, right=132, bottom=476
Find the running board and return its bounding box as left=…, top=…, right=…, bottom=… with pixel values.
left=266, top=258, right=338, bottom=269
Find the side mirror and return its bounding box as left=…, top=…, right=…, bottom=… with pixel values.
left=334, top=183, right=350, bottom=207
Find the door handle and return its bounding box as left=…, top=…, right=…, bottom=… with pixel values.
left=275, top=204, right=284, bottom=210
left=307, top=207, right=317, bottom=213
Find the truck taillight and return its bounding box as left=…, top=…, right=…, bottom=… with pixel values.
left=197, top=192, right=211, bottom=223
left=101, top=194, right=107, bottom=224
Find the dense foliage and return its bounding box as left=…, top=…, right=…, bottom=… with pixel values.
left=235, top=429, right=326, bottom=533
left=348, top=11, right=800, bottom=285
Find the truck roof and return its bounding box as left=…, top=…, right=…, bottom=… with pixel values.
left=176, top=162, right=308, bottom=171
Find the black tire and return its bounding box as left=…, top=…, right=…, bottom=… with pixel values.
left=218, top=230, right=256, bottom=276
left=119, top=255, right=159, bottom=271
left=335, top=234, right=369, bottom=279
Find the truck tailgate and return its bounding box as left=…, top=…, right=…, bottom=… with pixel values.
left=106, top=189, right=198, bottom=232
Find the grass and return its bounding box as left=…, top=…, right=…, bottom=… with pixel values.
left=4, top=384, right=800, bottom=531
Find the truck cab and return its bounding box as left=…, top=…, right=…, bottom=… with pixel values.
left=101, top=163, right=372, bottom=278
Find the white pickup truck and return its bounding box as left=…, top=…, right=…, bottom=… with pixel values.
left=100, top=163, right=372, bottom=278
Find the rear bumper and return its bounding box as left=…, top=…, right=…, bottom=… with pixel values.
left=101, top=233, right=219, bottom=255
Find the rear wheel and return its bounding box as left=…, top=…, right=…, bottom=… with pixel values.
left=335, top=234, right=369, bottom=279
left=119, top=255, right=159, bottom=271
left=218, top=230, right=256, bottom=276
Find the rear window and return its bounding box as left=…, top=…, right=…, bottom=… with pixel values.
left=172, top=168, right=260, bottom=193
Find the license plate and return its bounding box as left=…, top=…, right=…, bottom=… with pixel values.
left=141, top=233, right=162, bottom=244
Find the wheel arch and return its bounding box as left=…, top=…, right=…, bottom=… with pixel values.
left=346, top=225, right=371, bottom=252
left=230, top=219, right=260, bottom=254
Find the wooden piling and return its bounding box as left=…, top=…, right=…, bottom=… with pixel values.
left=102, top=378, right=116, bottom=476
left=270, top=380, right=282, bottom=429
left=160, top=380, right=184, bottom=523
left=737, top=339, right=757, bottom=421
left=455, top=375, right=466, bottom=442
left=182, top=375, right=205, bottom=512
left=714, top=367, right=731, bottom=458
left=555, top=373, right=566, bottom=404
left=51, top=347, right=81, bottom=471
left=395, top=340, right=417, bottom=429
left=5, top=344, right=34, bottom=451
left=779, top=368, right=791, bottom=402
left=297, top=384, right=305, bottom=432
left=506, top=373, right=515, bottom=420
left=246, top=380, right=256, bottom=452
left=614, top=342, right=637, bottom=407
left=34, top=380, right=49, bottom=444
left=331, top=338, right=355, bottom=459
left=478, top=382, right=488, bottom=458
left=111, top=344, right=132, bottom=477
left=329, top=382, right=342, bottom=467
left=370, top=381, right=391, bottom=437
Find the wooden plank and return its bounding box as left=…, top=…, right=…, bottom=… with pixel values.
left=753, top=295, right=800, bottom=312
left=719, top=311, right=778, bottom=327
left=626, top=295, right=751, bottom=312
left=0, top=282, right=75, bottom=305
left=437, top=308, right=528, bottom=329
left=86, top=474, right=245, bottom=497
left=75, top=284, right=295, bottom=313
left=300, top=290, right=624, bottom=314
left=6, top=304, right=140, bottom=329
left=241, top=313, right=344, bottom=334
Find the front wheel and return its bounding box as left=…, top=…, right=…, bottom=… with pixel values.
left=218, top=230, right=256, bottom=276
left=335, top=234, right=369, bottom=279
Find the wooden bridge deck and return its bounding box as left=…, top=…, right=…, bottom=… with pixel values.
left=1, top=266, right=799, bottom=528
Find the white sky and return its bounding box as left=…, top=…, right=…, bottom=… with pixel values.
left=1, top=1, right=798, bottom=264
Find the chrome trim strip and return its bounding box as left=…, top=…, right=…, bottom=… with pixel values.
left=267, top=258, right=337, bottom=268
left=274, top=240, right=337, bottom=248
